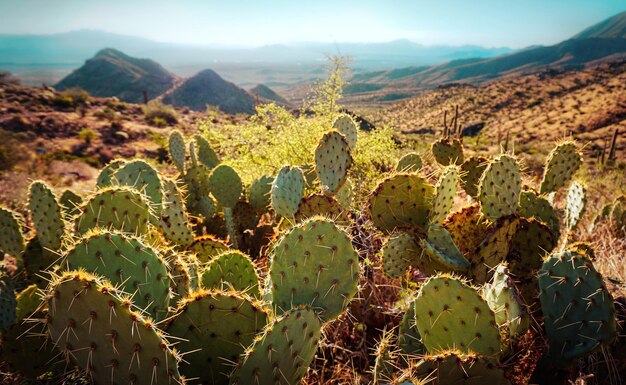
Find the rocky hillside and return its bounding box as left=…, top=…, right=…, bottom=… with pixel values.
left=249, top=84, right=290, bottom=106
left=55, top=48, right=177, bottom=103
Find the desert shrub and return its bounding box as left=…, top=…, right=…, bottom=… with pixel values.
left=78, top=128, right=97, bottom=144
left=104, top=97, right=127, bottom=111
left=143, top=101, right=178, bottom=126
left=93, top=107, right=120, bottom=122
left=51, top=88, right=90, bottom=109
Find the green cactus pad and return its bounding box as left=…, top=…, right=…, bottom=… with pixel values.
left=270, top=217, right=359, bottom=321
left=59, top=189, right=83, bottom=219
left=168, top=129, right=186, bottom=173
left=189, top=235, right=229, bottom=264
left=230, top=305, right=321, bottom=385
left=396, top=152, right=423, bottom=172
left=184, top=164, right=218, bottom=218
left=166, top=290, right=268, bottom=385
left=299, top=163, right=318, bottom=188
left=410, top=352, right=510, bottom=385
left=336, top=177, right=354, bottom=207
left=201, top=250, right=260, bottom=297
left=14, top=284, right=40, bottom=322
left=271, top=165, right=305, bottom=218
left=209, top=164, right=243, bottom=209
left=233, top=200, right=261, bottom=234
left=63, top=231, right=170, bottom=320
left=46, top=271, right=181, bottom=384
left=96, top=159, right=126, bottom=188
left=518, top=189, right=560, bottom=240
left=414, top=275, right=502, bottom=356
left=443, top=203, right=491, bottom=257
left=565, top=181, right=586, bottom=231
left=332, top=113, right=358, bottom=148
left=29, top=181, right=66, bottom=251
left=482, top=264, right=529, bottom=340
left=315, top=130, right=353, bottom=194
left=420, top=225, right=470, bottom=273
left=459, top=156, right=488, bottom=198
left=23, top=237, right=57, bottom=288
left=372, top=328, right=398, bottom=384
left=168, top=253, right=193, bottom=299
left=432, top=137, right=464, bottom=166
left=367, top=173, right=434, bottom=234
left=431, top=167, right=458, bottom=224
left=113, top=159, right=164, bottom=212
left=0, top=207, right=25, bottom=258
left=539, top=250, right=617, bottom=367
left=539, top=141, right=582, bottom=194
left=295, top=193, right=350, bottom=224
left=381, top=232, right=421, bottom=278
left=194, top=134, right=220, bottom=169
left=76, top=187, right=152, bottom=235
left=398, top=300, right=425, bottom=355
left=0, top=269, right=16, bottom=332
left=478, top=154, right=521, bottom=221
left=159, top=179, right=194, bottom=247
left=249, top=175, right=274, bottom=211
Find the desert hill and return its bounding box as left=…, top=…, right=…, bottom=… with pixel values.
left=249, top=84, right=290, bottom=106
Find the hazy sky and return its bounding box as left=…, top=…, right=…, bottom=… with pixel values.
left=1, top=0, right=625, bottom=48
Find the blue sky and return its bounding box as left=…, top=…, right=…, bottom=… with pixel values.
left=0, top=0, right=625, bottom=48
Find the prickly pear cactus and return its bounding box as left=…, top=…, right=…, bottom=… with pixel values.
left=443, top=203, right=491, bottom=257
left=478, top=154, right=521, bottom=221
left=76, top=187, right=152, bottom=235
left=63, top=231, right=170, bottom=320
left=46, top=271, right=181, bottom=384
left=166, top=290, right=268, bottom=385
left=432, top=137, right=464, bottom=166
left=0, top=269, right=16, bottom=332
left=518, top=189, right=560, bottom=240
left=460, top=156, right=488, bottom=198
left=373, top=328, right=398, bottom=384
left=249, top=175, right=274, bottom=211
left=271, top=165, right=305, bottom=218
left=368, top=174, right=434, bottom=233
left=539, top=250, right=617, bottom=367
left=209, top=164, right=243, bottom=209
left=113, top=159, right=164, bottom=214
left=539, top=141, right=582, bottom=194
left=201, top=250, right=260, bottom=297
left=413, top=275, right=502, bottom=356
left=398, top=300, right=425, bottom=355
left=189, top=235, right=229, bottom=263
left=565, top=181, right=586, bottom=232
left=430, top=167, right=458, bottom=224
left=270, top=217, right=359, bottom=321
left=184, top=164, right=218, bottom=218
left=29, top=181, right=66, bottom=251
left=408, top=352, right=510, bottom=385
left=295, top=193, right=350, bottom=224
left=314, top=130, right=353, bottom=194
left=168, top=129, right=186, bottom=173
left=96, top=159, right=126, bottom=188
left=168, top=253, right=193, bottom=299
left=396, top=152, right=423, bottom=172
left=332, top=113, right=359, bottom=148
left=194, top=134, right=220, bottom=169
left=482, top=264, right=529, bottom=340
left=420, top=225, right=470, bottom=273
left=159, top=179, right=194, bottom=247
left=381, top=232, right=420, bottom=278
left=59, top=189, right=83, bottom=219
left=230, top=305, right=321, bottom=385
left=14, top=284, right=39, bottom=322
left=0, top=207, right=25, bottom=258
left=336, top=177, right=353, bottom=207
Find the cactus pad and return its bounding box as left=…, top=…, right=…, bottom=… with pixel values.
left=46, top=271, right=181, bottom=384
left=184, top=164, right=218, bottom=218
left=201, top=250, right=260, bottom=297
left=398, top=301, right=425, bottom=355
left=539, top=141, right=582, bottom=194
left=249, top=175, right=274, bottom=211
left=565, top=181, right=586, bottom=231
left=381, top=232, right=420, bottom=278
left=0, top=269, right=16, bottom=332
left=410, top=352, right=510, bottom=385
left=432, top=137, right=464, bottom=166
left=539, top=250, right=617, bottom=367
left=113, top=159, right=164, bottom=212
left=166, top=290, right=268, bottom=384
left=271, top=165, right=305, bottom=218
left=59, top=189, right=83, bottom=219
left=96, top=159, right=126, bottom=188
left=270, top=217, right=359, bottom=320
left=420, top=225, right=470, bottom=273
left=368, top=173, right=434, bottom=234
left=209, top=164, right=243, bottom=209
left=443, top=203, right=491, bottom=257
left=29, top=181, right=66, bottom=251
left=0, top=207, right=25, bottom=258
left=295, top=193, right=350, bottom=224
left=314, top=130, right=353, bottom=194
left=63, top=231, right=170, bottom=320
left=333, top=113, right=358, bottom=148
left=413, top=275, right=501, bottom=356
left=159, top=179, right=194, bottom=247
left=482, top=264, right=529, bottom=339
left=430, top=166, right=458, bottom=224
left=168, top=129, right=186, bottom=173
left=189, top=235, right=229, bottom=264
left=478, top=154, right=521, bottom=220
left=460, top=156, right=489, bottom=198
left=194, top=134, right=220, bottom=169
left=230, top=305, right=321, bottom=385
left=396, top=152, right=423, bottom=172
left=518, top=189, right=560, bottom=240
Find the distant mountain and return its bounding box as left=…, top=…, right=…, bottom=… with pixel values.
left=55, top=48, right=177, bottom=103
left=249, top=84, right=289, bottom=105
left=350, top=12, right=626, bottom=98
left=573, top=11, right=626, bottom=39
left=162, top=69, right=256, bottom=114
